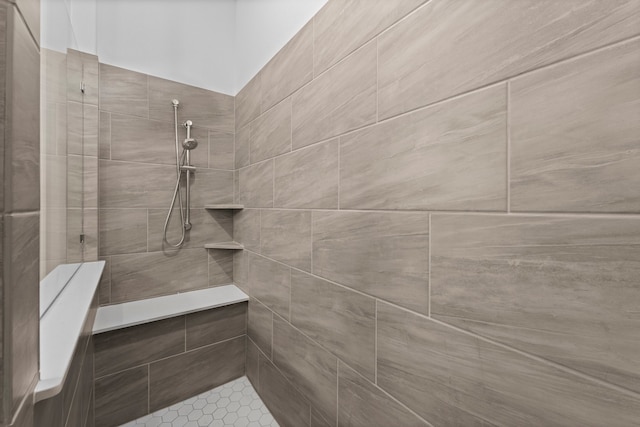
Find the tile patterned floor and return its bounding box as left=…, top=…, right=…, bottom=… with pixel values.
left=121, top=376, right=279, bottom=427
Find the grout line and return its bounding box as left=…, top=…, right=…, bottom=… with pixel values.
left=312, top=16, right=316, bottom=80
left=310, top=210, right=314, bottom=273
left=234, top=206, right=640, bottom=219
left=336, top=358, right=340, bottom=427
left=272, top=159, right=275, bottom=208
left=98, top=156, right=235, bottom=172
left=382, top=296, right=640, bottom=400
left=147, top=364, right=151, bottom=413
left=146, top=75, right=150, bottom=119
left=246, top=247, right=640, bottom=399
left=337, top=138, right=341, bottom=210
left=506, top=81, right=511, bottom=213
left=376, top=37, right=379, bottom=123
left=270, top=310, right=274, bottom=360
left=428, top=213, right=431, bottom=317
left=289, top=268, right=292, bottom=322
left=374, top=299, right=378, bottom=384
left=95, top=333, right=247, bottom=381
left=341, top=357, right=436, bottom=427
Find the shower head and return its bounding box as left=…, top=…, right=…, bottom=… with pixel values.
left=172, top=99, right=179, bottom=108
left=183, top=138, right=198, bottom=150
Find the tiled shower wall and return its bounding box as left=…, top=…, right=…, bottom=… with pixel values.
left=97, top=64, right=235, bottom=305
left=234, top=1, right=640, bottom=426
left=0, top=0, right=40, bottom=425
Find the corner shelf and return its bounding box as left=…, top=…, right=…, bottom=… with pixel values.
left=204, top=204, right=244, bottom=210
left=204, top=242, right=244, bottom=250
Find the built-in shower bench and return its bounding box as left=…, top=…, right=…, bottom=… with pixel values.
left=92, top=284, right=248, bottom=333
left=90, top=285, right=249, bottom=426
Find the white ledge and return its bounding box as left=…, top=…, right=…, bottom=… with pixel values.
left=92, top=285, right=249, bottom=335
left=36, top=261, right=105, bottom=402
left=204, top=242, right=244, bottom=250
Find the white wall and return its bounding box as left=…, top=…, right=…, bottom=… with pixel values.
left=235, top=0, right=327, bottom=91
left=41, top=0, right=78, bottom=53
left=42, top=0, right=328, bottom=95
left=96, top=0, right=237, bottom=95
left=69, top=0, right=97, bottom=54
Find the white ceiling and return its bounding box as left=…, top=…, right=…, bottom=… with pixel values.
left=42, top=0, right=327, bottom=95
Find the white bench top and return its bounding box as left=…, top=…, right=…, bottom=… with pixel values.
left=92, top=285, right=249, bottom=334
left=36, top=261, right=105, bottom=402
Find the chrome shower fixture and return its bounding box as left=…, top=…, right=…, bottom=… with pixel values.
left=182, top=120, right=198, bottom=150
left=162, top=99, right=198, bottom=247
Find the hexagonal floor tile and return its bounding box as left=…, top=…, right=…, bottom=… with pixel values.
left=122, top=376, right=279, bottom=427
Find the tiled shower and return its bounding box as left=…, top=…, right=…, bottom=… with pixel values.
left=0, top=1, right=639, bottom=427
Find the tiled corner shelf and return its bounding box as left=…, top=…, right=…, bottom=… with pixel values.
left=204, top=204, right=244, bottom=210
left=204, top=242, right=244, bottom=250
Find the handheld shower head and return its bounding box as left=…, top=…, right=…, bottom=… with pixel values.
left=183, top=138, right=198, bottom=150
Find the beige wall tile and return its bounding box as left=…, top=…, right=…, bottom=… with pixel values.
left=94, top=317, right=185, bottom=378
left=4, top=9, right=39, bottom=213
left=110, top=248, right=208, bottom=303
left=291, top=270, right=375, bottom=381
left=42, top=48, right=66, bottom=105
left=261, top=22, right=313, bottom=111
left=186, top=303, right=247, bottom=350
left=312, top=211, right=429, bottom=314
left=99, top=160, right=177, bottom=209
left=209, top=129, right=234, bottom=170
left=94, top=366, right=148, bottom=427
left=233, top=250, right=249, bottom=290
left=248, top=253, right=290, bottom=320
left=431, top=214, right=640, bottom=393
left=15, top=0, right=39, bottom=47
left=110, top=114, right=208, bottom=168
left=236, top=72, right=262, bottom=131
left=250, top=98, right=292, bottom=164
left=235, top=124, right=251, bottom=169
left=149, top=337, right=245, bottom=411
left=313, top=0, right=426, bottom=75
left=378, top=0, right=640, bottom=120
left=246, top=337, right=260, bottom=387
left=273, top=316, right=337, bottom=424
left=248, top=298, right=273, bottom=358
left=99, top=111, right=111, bottom=159
left=274, top=138, right=339, bottom=209
left=148, top=208, right=233, bottom=252
left=377, top=302, right=640, bottom=427
left=68, top=155, right=98, bottom=209
left=99, top=63, right=148, bottom=118
left=148, top=75, right=234, bottom=132
left=261, top=210, right=311, bottom=271
left=511, top=39, right=640, bottom=212
left=67, top=102, right=98, bottom=157
left=99, top=209, right=148, bottom=256
left=258, top=354, right=311, bottom=427
left=233, top=209, right=261, bottom=253
left=68, top=50, right=99, bottom=106
left=338, top=362, right=429, bottom=427
left=5, top=213, right=40, bottom=414
left=292, top=41, right=376, bottom=149
left=190, top=168, right=234, bottom=207
left=208, top=249, right=234, bottom=286
left=236, top=161, right=274, bottom=208
left=341, top=84, right=507, bottom=210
